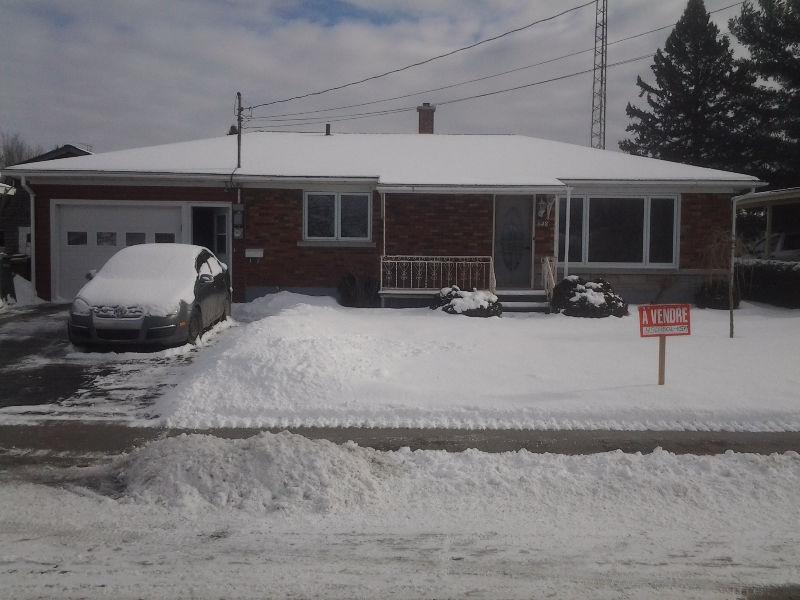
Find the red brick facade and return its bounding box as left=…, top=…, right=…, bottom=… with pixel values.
left=384, top=194, right=494, bottom=256
left=680, top=193, right=732, bottom=270
left=239, top=189, right=382, bottom=296
left=26, top=182, right=734, bottom=303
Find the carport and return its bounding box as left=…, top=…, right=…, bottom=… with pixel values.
left=729, top=187, right=800, bottom=337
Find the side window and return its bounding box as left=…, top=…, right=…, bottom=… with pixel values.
left=97, top=232, right=117, bottom=246
left=67, top=231, right=88, bottom=246
left=155, top=233, right=175, bottom=243
left=126, top=232, right=146, bottom=246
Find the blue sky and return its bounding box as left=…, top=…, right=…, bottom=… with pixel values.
left=0, top=0, right=744, bottom=154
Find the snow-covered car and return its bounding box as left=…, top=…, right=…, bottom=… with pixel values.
left=747, top=232, right=800, bottom=261
left=68, top=244, right=231, bottom=348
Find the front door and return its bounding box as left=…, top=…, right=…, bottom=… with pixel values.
left=494, top=196, right=533, bottom=288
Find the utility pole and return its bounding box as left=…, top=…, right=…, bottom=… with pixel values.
left=236, top=91, right=243, bottom=169
left=590, top=0, right=608, bottom=149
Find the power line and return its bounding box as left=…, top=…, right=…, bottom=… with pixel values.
left=245, top=1, right=743, bottom=122
left=243, top=0, right=596, bottom=111
left=243, top=54, right=653, bottom=130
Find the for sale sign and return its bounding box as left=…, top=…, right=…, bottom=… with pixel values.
left=638, top=304, right=691, bottom=337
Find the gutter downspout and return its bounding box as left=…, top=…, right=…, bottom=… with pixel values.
left=564, top=187, right=572, bottom=279
left=729, top=194, right=737, bottom=339
left=20, top=176, right=36, bottom=296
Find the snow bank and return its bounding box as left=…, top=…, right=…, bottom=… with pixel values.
left=114, top=432, right=800, bottom=521
left=3, top=275, right=44, bottom=307
left=153, top=295, right=800, bottom=431
left=118, top=431, right=394, bottom=512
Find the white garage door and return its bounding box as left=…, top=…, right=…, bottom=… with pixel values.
left=56, top=204, right=183, bottom=300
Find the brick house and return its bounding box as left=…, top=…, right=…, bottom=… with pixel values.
left=2, top=108, right=763, bottom=307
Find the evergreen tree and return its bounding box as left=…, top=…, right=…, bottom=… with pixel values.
left=730, top=0, right=800, bottom=188
left=620, top=0, right=760, bottom=175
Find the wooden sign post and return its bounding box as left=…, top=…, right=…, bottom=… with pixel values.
left=638, top=304, right=691, bottom=385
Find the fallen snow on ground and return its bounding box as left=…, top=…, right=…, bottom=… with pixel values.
left=152, top=293, right=800, bottom=431
left=2, top=432, right=799, bottom=598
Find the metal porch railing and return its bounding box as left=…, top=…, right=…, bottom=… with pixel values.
left=380, top=256, right=496, bottom=293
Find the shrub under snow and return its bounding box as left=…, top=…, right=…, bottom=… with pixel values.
left=431, top=286, right=503, bottom=317
left=551, top=276, right=628, bottom=318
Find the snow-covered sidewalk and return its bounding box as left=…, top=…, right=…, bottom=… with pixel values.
left=151, top=293, right=800, bottom=431
left=2, top=432, right=799, bottom=599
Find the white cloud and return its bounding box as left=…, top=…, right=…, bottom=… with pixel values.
left=0, top=0, right=746, bottom=154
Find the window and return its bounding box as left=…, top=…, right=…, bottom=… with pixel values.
left=557, top=195, right=677, bottom=266
left=97, top=232, right=117, bottom=246
left=155, top=233, right=175, bottom=243
left=214, top=213, right=227, bottom=255
left=649, top=198, right=676, bottom=263
left=67, top=231, right=87, bottom=246
left=588, top=197, right=645, bottom=263
left=557, top=197, right=583, bottom=262
left=304, top=192, right=371, bottom=241
left=126, top=232, right=146, bottom=246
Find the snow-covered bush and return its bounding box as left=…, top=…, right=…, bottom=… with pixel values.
left=431, top=285, right=502, bottom=317
left=736, top=259, right=800, bottom=308
left=695, top=279, right=739, bottom=310
left=551, top=276, right=628, bottom=318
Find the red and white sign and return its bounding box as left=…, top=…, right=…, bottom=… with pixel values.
left=638, top=304, right=691, bottom=337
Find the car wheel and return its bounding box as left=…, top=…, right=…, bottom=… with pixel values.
left=187, top=310, right=202, bottom=345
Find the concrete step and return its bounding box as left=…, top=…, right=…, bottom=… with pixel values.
left=501, top=300, right=551, bottom=314
left=496, top=289, right=549, bottom=304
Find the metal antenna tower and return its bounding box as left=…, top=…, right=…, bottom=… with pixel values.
left=590, top=0, right=609, bottom=149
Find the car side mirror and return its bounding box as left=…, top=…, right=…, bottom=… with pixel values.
left=199, top=273, right=214, bottom=285
left=86, top=270, right=97, bottom=280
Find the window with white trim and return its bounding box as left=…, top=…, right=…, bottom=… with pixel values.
left=304, top=192, right=371, bottom=241
left=558, top=195, right=677, bottom=266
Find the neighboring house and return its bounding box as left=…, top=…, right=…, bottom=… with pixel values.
left=1, top=108, right=763, bottom=305
left=1, top=144, right=91, bottom=256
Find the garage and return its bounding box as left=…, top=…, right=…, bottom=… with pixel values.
left=53, top=203, right=183, bottom=300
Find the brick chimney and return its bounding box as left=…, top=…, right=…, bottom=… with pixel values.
left=416, top=102, right=435, bottom=134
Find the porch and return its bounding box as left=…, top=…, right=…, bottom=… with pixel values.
left=377, top=191, right=560, bottom=311
left=378, top=255, right=557, bottom=311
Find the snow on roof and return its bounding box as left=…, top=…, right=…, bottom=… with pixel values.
left=4, top=132, right=760, bottom=187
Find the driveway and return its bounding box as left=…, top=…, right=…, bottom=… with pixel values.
left=0, top=304, right=200, bottom=423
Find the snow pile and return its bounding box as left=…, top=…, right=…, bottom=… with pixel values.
left=77, top=244, right=205, bottom=317
left=552, top=276, right=628, bottom=318
left=431, top=286, right=502, bottom=317
left=118, top=431, right=395, bottom=512
left=113, top=431, right=800, bottom=522
left=3, top=275, right=44, bottom=308
left=152, top=294, right=800, bottom=431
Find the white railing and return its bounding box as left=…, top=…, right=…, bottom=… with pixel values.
left=380, top=256, right=496, bottom=293
left=541, top=256, right=557, bottom=301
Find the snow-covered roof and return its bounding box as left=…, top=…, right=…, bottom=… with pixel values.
left=3, top=132, right=761, bottom=189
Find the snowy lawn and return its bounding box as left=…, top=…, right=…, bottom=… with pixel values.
left=151, top=293, right=800, bottom=431
left=2, top=432, right=798, bottom=598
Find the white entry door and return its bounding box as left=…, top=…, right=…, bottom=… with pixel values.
left=55, top=203, right=183, bottom=300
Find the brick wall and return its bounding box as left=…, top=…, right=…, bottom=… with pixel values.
left=239, top=189, right=382, bottom=295
left=384, top=193, right=493, bottom=255
left=680, top=193, right=732, bottom=270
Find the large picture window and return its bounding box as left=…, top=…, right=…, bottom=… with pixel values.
left=558, top=195, right=677, bottom=266
left=557, top=197, right=584, bottom=262
left=304, top=192, right=371, bottom=241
